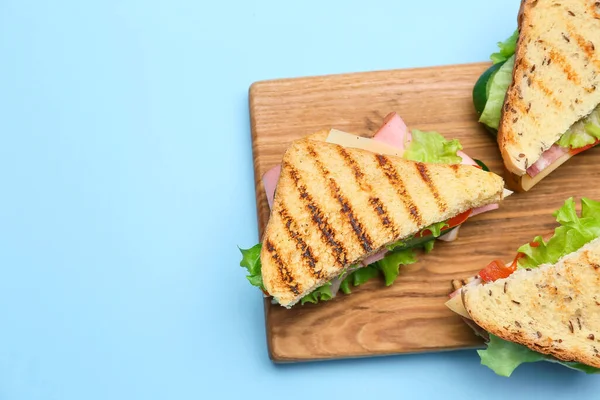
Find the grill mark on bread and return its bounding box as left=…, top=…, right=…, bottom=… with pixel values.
left=337, top=146, right=366, bottom=182
left=265, top=239, right=300, bottom=295
left=286, top=163, right=347, bottom=266
left=336, top=146, right=399, bottom=235
left=277, top=206, right=321, bottom=278
left=519, top=58, right=563, bottom=108
left=415, top=162, right=447, bottom=212
left=369, top=197, right=398, bottom=236
left=569, top=25, right=600, bottom=71
left=307, top=144, right=374, bottom=253
left=547, top=47, right=581, bottom=84
left=375, top=154, right=422, bottom=225
left=533, top=77, right=562, bottom=108
left=329, top=178, right=374, bottom=252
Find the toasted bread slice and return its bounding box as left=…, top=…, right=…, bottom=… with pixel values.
left=498, top=0, right=600, bottom=176
left=261, top=138, right=505, bottom=307
left=463, top=237, right=600, bottom=368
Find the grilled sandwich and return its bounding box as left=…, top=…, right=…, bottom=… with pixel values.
left=446, top=197, right=600, bottom=376
left=473, top=0, right=600, bottom=191
left=240, top=112, right=507, bottom=308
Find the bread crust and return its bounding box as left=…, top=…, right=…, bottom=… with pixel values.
left=497, top=0, right=529, bottom=176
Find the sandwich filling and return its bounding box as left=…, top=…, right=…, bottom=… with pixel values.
left=240, top=113, right=503, bottom=306
left=446, top=197, right=600, bottom=376
left=475, top=30, right=600, bottom=179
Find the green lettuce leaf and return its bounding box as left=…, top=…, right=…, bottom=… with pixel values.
left=558, top=119, right=600, bottom=149
left=350, top=265, right=380, bottom=286
left=402, top=130, right=463, bottom=164
left=300, top=282, right=333, bottom=305
left=239, top=243, right=265, bottom=290
left=478, top=334, right=546, bottom=377
left=339, top=278, right=352, bottom=295
left=386, top=237, right=410, bottom=251
left=425, top=221, right=449, bottom=237
left=423, top=240, right=435, bottom=253
left=490, top=29, right=519, bottom=64
left=479, top=335, right=600, bottom=377
left=479, top=54, right=515, bottom=130
left=376, top=249, right=417, bottom=286
left=517, top=197, right=600, bottom=269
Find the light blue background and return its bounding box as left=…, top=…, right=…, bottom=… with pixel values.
left=1, top=0, right=598, bottom=399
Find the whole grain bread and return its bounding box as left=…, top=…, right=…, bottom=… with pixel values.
left=498, top=0, right=600, bottom=175
left=463, top=237, right=600, bottom=368
left=262, top=138, right=505, bottom=307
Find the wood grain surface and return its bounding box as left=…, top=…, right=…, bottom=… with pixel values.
left=248, top=62, right=600, bottom=362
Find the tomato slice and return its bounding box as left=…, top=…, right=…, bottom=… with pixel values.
left=446, top=209, right=473, bottom=228
left=479, top=259, right=516, bottom=282
left=417, top=209, right=472, bottom=237
left=569, top=139, right=600, bottom=156
left=478, top=239, right=542, bottom=282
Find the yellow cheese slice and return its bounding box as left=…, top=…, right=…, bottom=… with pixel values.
left=325, top=129, right=404, bottom=157
left=445, top=293, right=472, bottom=320
left=520, top=152, right=573, bottom=191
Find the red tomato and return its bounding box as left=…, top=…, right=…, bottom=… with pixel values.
left=417, top=209, right=472, bottom=237
left=479, top=259, right=517, bottom=282
left=479, top=239, right=543, bottom=282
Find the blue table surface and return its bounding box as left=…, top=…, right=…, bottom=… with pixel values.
left=2, top=0, right=599, bottom=398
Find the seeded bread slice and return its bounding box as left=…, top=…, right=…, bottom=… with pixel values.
left=463, top=236, right=600, bottom=368
left=498, top=0, right=600, bottom=175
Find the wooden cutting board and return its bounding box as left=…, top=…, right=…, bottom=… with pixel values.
left=248, top=62, right=600, bottom=362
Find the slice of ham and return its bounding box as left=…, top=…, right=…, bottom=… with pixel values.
left=361, top=249, right=388, bottom=266
left=456, top=150, right=479, bottom=167
left=263, top=164, right=281, bottom=208
left=526, top=144, right=569, bottom=178
left=470, top=203, right=500, bottom=217
left=373, top=112, right=411, bottom=150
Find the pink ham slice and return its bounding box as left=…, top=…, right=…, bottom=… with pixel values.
left=470, top=203, right=499, bottom=217
left=361, top=249, right=388, bottom=266
left=263, top=164, right=281, bottom=208
left=373, top=112, right=411, bottom=150
left=526, top=144, right=569, bottom=178
left=457, top=150, right=479, bottom=167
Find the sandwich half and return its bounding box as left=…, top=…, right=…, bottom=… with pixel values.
left=240, top=112, right=507, bottom=308
left=473, top=0, right=600, bottom=191
left=446, top=197, right=600, bottom=376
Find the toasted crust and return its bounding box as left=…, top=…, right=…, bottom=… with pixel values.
left=262, top=138, right=505, bottom=307
left=498, top=0, right=600, bottom=176
left=463, top=237, right=600, bottom=368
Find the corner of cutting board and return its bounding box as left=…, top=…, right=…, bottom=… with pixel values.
left=248, top=80, right=269, bottom=106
